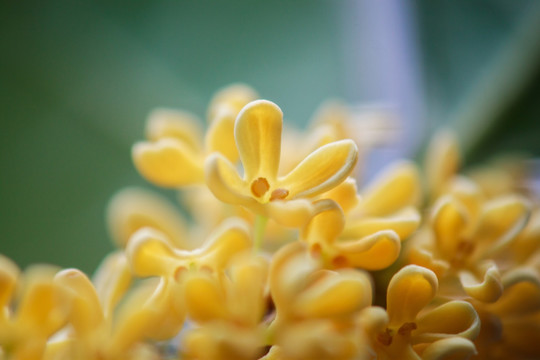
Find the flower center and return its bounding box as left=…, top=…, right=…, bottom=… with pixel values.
left=377, top=328, right=393, bottom=346
left=397, top=322, right=417, bottom=336
left=251, top=177, right=270, bottom=197
left=451, top=239, right=475, bottom=267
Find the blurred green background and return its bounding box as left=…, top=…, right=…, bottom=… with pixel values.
left=1, top=1, right=540, bottom=274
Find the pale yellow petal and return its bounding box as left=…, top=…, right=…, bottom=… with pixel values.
left=491, top=278, right=540, bottom=316
left=132, top=138, right=204, bottom=187
left=425, top=131, right=460, bottom=197
left=387, top=265, right=438, bottom=326
left=205, top=107, right=239, bottom=162
left=421, top=337, right=476, bottom=360
left=197, top=217, right=252, bottom=270
left=92, top=251, right=132, bottom=320
left=126, top=228, right=185, bottom=277
left=235, top=100, right=282, bottom=181
left=334, top=230, right=401, bottom=270
left=302, top=200, right=345, bottom=245
left=279, top=139, right=358, bottom=198
left=357, top=161, right=421, bottom=217
left=106, top=187, right=189, bottom=249
left=321, top=177, right=360, bottom=214
left=407, top=247, right=450, bottom=279
left=183, top=273, right=227, bottom=322
left=294, top=269, right=371, bottom=318
left=265, top=198, right=320, bottom=228
left=145, top=108, right=202, bottom=151
left=431, top=195, right=469, bottom=257
left=207, top=83, right=259, bottom=122
left=459, top=265, right=502, bottom=303
left=476, top=195, right=531, bottom=256
left=414, top=301, right=480, bottom=343
left=343, top=207, right=421, bottom=240
left=0, top=254, right=19, bottom=310
left=205, top=152, right=255, bottom=206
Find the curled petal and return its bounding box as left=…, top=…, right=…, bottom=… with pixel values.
left=196, top=217, right=252, bottom=270
left=235, top=100, right=282, bottom=181
left=425, top=131, right=460, bottom=197
left=106, top=187, right=189, bottom=249
left=145, top=108, right=202, bottom=151
left=126, top=228, right=185, bottom=277
left=132, top=138, right=204, bottom=187
left=421, top=337, right=476, bottom=360
left=476, top=195, right=531, bottom=257
left=92, top=252, right=132, bottom=320
left=459, top=265, right=502, bottom=303
left=183, top=272, right=227, bottom=322
left=431, top=195, right=469, bottom=257
left=265, top=198, right=321, bottom=228
left=387, top=265, right=438, bottom=326
left=357, top=161, right=421, bottom=217
left=205, top=153, right=254, bottom=206
left=321, top=177, right=360, bottom=214
left=294, top=269, right=372, bottom=318
left=54, top=269, right=104, bottom=336
left=279, top=139, right=358, bottom=198
left=414, top=301, right=480, bottom=343
left=343, top=207, right=421, bottom=240
left=492, top=275, right=540, bottom=316
left=408, top=247, right=450, bottom=279
left=207, top=83, right=259, bottom=122
left=0, top=254, right=19, bottom=310
left=205, top=108, right=239, bottom=162
left=334, top=230, right=401, bottom=270
left=302, top=200, right=345, bottom=245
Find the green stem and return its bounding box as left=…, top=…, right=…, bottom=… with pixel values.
left=253, top=215, right=268, bottom=252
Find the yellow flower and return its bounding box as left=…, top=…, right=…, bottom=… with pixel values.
left=361, top=265, right=479, bottom=360
left=205, top=99, right=358, bottom=227
left=132, top=84, right=258, bottom=188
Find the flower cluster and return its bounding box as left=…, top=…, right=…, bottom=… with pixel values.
left=1, top=84, right=539, bottom=360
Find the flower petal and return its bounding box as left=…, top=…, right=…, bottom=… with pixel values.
left=414, top=301, right=480, bottom=343
left=205, top=107, right=239, bottom=162
left=302, top=200, right=345, bottom=245
left=425, top=131, right=460, bottom=197
left=92, top=251, right=132, bottom=320
left=492, top=273, right=540, bottom=316
left=205, top=152, right=255, bottom=206
left=431, top=195, right=469, bottom=257
left=356, top=161, right=421, bottom=217
left=183, top=272, right=227, bottom=322
left=265, top=198, right=321, bottom=228
left=0, top=254, right=19, bottom=310
left=476, top=195, right=531, bottom=257
left=279, top=139, right=358, bottom=198
left=459, top=264, right=502, bottom=303
left=207, top=83, right=259, bottom=122
left=235, top=100, right=282, bottom=181
left=387, top=265, right=438, bottom=326
left=321, top=177, right=360, bottom=214
left=145, top=108, right=202, bottom=151
left=343, top=207, right=421, bottom=240
left=132, top=138, right=204, bottom=187
left=54, top=268, right=104, bottom=336
left=421, top=337, right=476, bottom=360
left=334, top=230, right=401, bottom=270
left=106, top=187, right=189, bottom=249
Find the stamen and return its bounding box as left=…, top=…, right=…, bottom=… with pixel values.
left=398, top=322, right=417, bottom=336
left=377, top=328, right=393, bottom=346
left=270, top=188, right=289, bottom=201
left=451, top=239, right=475, bottom=267
left=251, top=177, right=270, bottom=197
left=310, top=243, right=322, bottom=257
left=332, top=255, right=348, bottom=268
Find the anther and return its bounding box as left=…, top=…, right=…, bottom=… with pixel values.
left=270, top=188, right=289, bottom=201
left=332, top=255, right=348, bottom=268
left=377, top=328, right=393, bottom=346
left=251, top=177, right=270, bottom=197
left=398, top=322, right=417, bottom=336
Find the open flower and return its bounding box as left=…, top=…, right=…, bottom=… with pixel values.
left=205, top=99, right=358, bottom=227
left=361, top=265, right=479, bottom=360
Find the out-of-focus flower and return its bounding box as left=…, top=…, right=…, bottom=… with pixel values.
left=205, top=99, right=358, bottom=227
left=361, top=265, right=479, bottom=360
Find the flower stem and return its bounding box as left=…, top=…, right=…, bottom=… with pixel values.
left=253, top=215, right=268, bottom=252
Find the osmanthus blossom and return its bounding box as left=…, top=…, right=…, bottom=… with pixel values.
left=0, top=258, right=70, bottom=360
left=360, top=265, right=480, bottom=360
left=132, top=84, right=258, bottom=188
left=265, top=242, right=373, bottom=360
left=179, top=252, right=269, bottom=360
left=205, top=99, right=359, bottom=227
